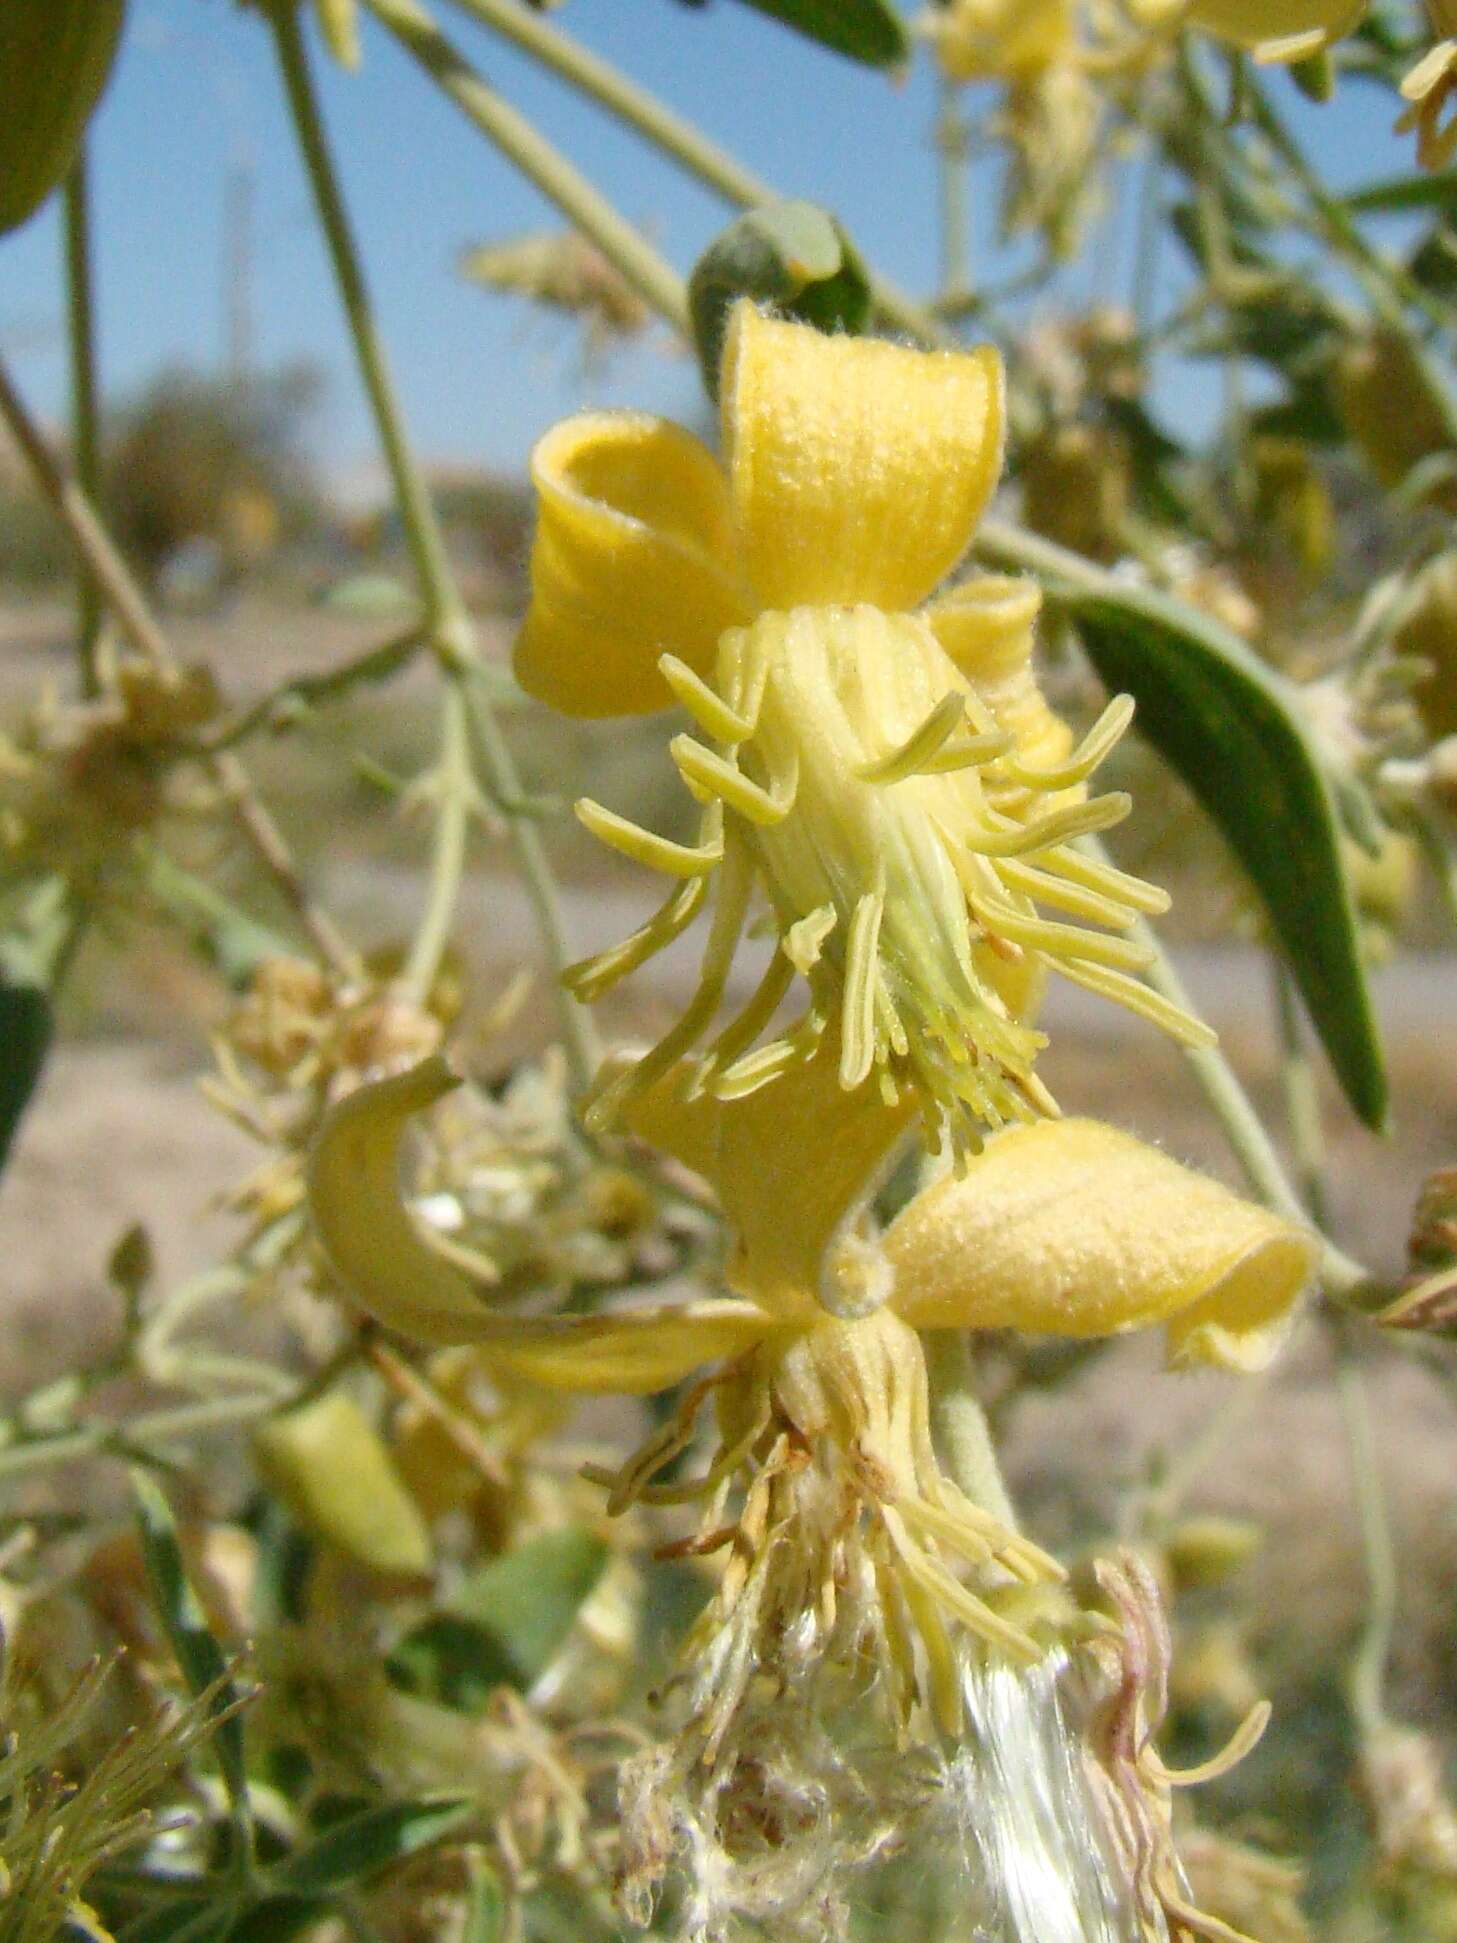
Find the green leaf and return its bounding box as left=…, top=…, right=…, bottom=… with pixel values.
left=225, top=1898, right=328, bottom=1943
left=723, top=0, right=908, bottom=68
left=688, top=201, right=872, bottom=399
left=463, top=1857, right=506, bottom=1943
left=119, top=1900, right=240, bottom=1943
left=266, top=1797, right=475, bottom=1894
left=0, top=980, right=51, bottom=1171
left=1345, top=173, right=1457, bottom=215
left=389, top=1528, right=608, bottom=1708
left=130, top=1471, right=252, bottom=1822
left=976, top=522, right=1387, bottom=1130
left=142, top=850, right=292, bottom=988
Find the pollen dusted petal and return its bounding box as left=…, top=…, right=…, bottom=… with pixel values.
left=721, top=302, right=1005, bottom=612
left=884, top=1116, right=1318, bottom=1369
left=514, top=412, right=750, bottom=718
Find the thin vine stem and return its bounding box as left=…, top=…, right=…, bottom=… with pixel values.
left=64, top=149, right=104, bottom=696
left=403, top=677, right=475, bottom=997
left=267, top=0, right=597, bottom=1088
left=363, top=0, right=690, bottom=335
left=441, top=0, right=950, bottom=347
left=925, top=1328, right=1019, bottom=1531
left=1338, top=1340, right=1399, bottom=1734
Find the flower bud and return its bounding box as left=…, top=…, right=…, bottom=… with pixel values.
left=254, top=1390, right=434, bottom=1579
left=1396, top=551, right=1457, bottom=740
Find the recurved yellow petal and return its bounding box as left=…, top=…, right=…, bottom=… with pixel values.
left=924, top=573, right=1072, bottom=768
left=618, top=1035, right=916, bottom=1315
left=514, top=412, right=750, bottom=718
left=885, top=1117, right=1317, bottom=1370
left=1181, top=0, right=1366, bottom=56
left=307, top=1055, right=771, bottom=1386
left=722, top=302, right=1005, bottom=613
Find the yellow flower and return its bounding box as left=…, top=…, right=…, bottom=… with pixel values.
left=925, top=0, right=1078, bottom=82
left=1181, top=0, right=1366, bottom=61
left=1398, top=40, right=1457, bottom=172
left=516, top=304, right=1209, bottom=1153
left=308, top=1048, right=1316, bottom=1737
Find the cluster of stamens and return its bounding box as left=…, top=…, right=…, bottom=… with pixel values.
left=568, top=599, right=1209, bottom=1154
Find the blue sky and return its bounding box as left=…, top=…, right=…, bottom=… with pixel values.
left=0, top=0, right=1425, bottom=483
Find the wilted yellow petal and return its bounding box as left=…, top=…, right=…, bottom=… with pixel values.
left=514, top=412, right=750, bottom=718
left=307, top=1055, right=771, bottom=1386
left=885, top=1118, right=1317, bottom=1369
left=618, top=1035, right=916, bottom=1314
left=1181, top=0, right=1366, bottom=56
left=722, top=302, right=1004, bottom=613
left=254, top=1391, right=433, bottom=1577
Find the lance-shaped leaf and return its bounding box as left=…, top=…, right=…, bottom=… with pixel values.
left=718, top=0, right=908, bottom=69
left=266, top=1797, right=476, bottom=1895
left=0, top=981, right=51, bottom=1173
left=977, top=520, right=1387, bottom=1130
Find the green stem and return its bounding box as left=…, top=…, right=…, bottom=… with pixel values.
left=1271, top=954, right=1333, bottom=1230
left=443, top=0, right=949, bottom=347
left=925, top=1329, right=1018, bottom=1530
left=267, top=0, right=597, bottom=1086
left=64, top=150, right=103, bottom=696
left=0, top=1389, right=281, bottom=1482
left=1337, top=1345, right=1398, bottom=1733
left=364, top=0, right=690, bottom=334
left=268, top=0, right=467, bottom=649
left=404, top=678, right=474, bottom=996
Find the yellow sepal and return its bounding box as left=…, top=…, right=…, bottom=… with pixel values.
left=307, top=1055, right=772, bottom=1386
left=514, top=412, right=750, bottom=718
left=618, top=1035, right=916, bottom=1315
left=721, top=302, right=1005, bottom=614
left=884, top=1117, right=1317, bottom=1370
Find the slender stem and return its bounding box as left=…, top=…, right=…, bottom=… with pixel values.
left=0, top=1388, right=281, bottom=1482
left=64, top=151, right=104, bottom=695
left=925, top=1329, right=1018, bottom=1530
left=403, top=678, right=474, bottom=996
left=267, top=0, right=597, bottom=1084
left=267, top=0, right=467, bottom=649
left=0, top=351, right=356, bottom=973
left=1271, top=955, right=1333, bottom=1230
left=443, top=0, right=949, bottom=347
left=460, top=675, right=599, bottom=1089
left=0, top=355, right=168, bottom=669
left=934, top=78, right=972, bottom=306
left=1337, top=1347, right=1398, bottom=1733
left=363, top=0, right=689, bottom=334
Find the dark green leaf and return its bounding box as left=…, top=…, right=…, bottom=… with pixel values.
left=0, top=980, right=52, bottom=1171
left=977, top=523, right=1387, bottom=1129
left=1076, top=600, right=1385, bottom=1127
left=723, top=0, right=908, bottom=68
left=688, top=201, right=872, bottom=399
left=1345, top=173, right=1457, bottom=215
left=130, top=1471, right=251, bottom=1820
left=266, top=1798, right=475, bottom=1894
left=226, top=1898, right=328, bottom=1943
left=387, top=1614, right=519, bottom=1711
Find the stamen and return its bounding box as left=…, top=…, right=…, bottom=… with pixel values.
left=997, top=858, right=1139, bottom=929
left=999, top=694, right=1136, bottom=790
left=919, top=730, right=1017, bottom=774
left=858, top=692, right=967, bottom=784
left=695, top=948, right=796, bottom=1089
left=575, top=796, right=724, bottom=876
left=967, top=880, right=1156, bottom=972
left=782, top=903, right=836, bottom=974
left=563, top=872, right=708, bottom=1001
left=840, top=889, right=886, bottom=1089
left=881, top=1505, right=1042, bottom=1664
left=658, top=653, right=753, bottom=743
left=1038, top=843, right=1172, bottom=916
left=671, top=736, right=797, bottom=827
left=1054, top=955, right=1218, bottom=1049
left=963, top=792, right=1132, bottom=857
left=712, top=1009, right=827, bottom=1099
left=583, top=842, right=752, bottom=1130
left=1156, top=1700, right=1271, bottom=1787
